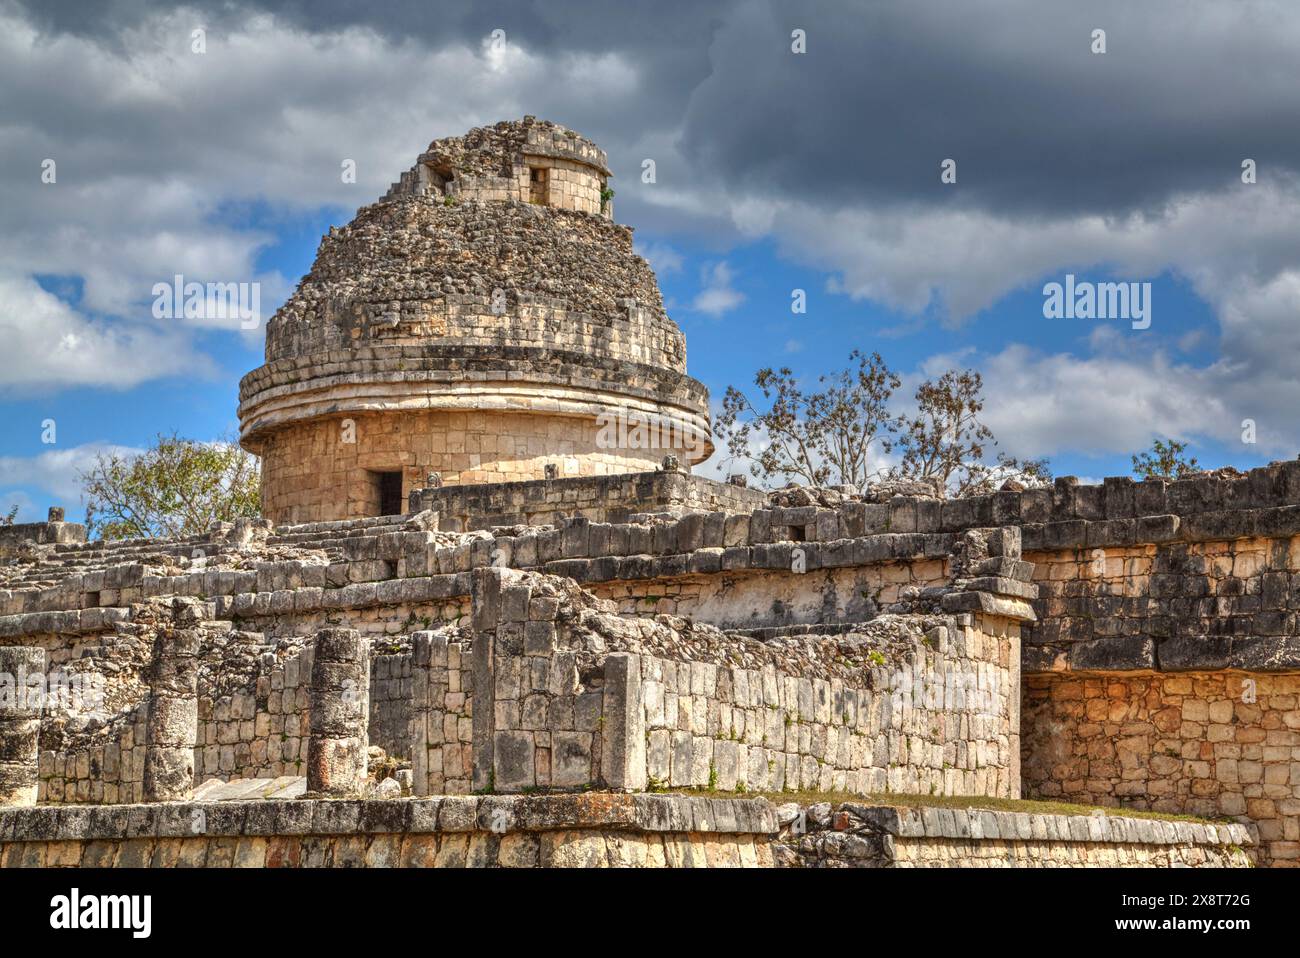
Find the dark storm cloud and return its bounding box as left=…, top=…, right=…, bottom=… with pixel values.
left=14, top=0, right=1300, bottom=219
left=10, top=0, right=724, bottom=132
left=673, top=0, right=1300, bottom=216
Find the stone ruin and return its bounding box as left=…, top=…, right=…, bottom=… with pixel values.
left=0, top=120, right=1278, bottom=869
left=240, top=115, right=710, bottom=525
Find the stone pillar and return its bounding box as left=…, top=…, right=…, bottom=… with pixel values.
left=306, top=628, right=370, bottom=797
left=469, top=568, right=501, bottom=793
left=0, top=646, right=45, bottom=806
left=601, top=652, right=646, bottom=792
left=411, top=632, right=432, bottom=797
left=143, top=602, right=201, bottom=803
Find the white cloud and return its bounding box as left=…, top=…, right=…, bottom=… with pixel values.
left=0, top=440, right=144, bottom=512
left=6, top=0, right=1300, bottom=471
left=974, top=345, right=1230, bottom=458
left=634, top=240, right=684, bottom=276
left=0, top=275, right=213, bottom=392
left=691, top=261, right=745, bottom=317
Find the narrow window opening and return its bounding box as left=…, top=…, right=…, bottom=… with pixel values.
left=529, top=166, right=549, bottom=205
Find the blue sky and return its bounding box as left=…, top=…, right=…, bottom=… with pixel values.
left=3, top=1, right=1297, bottom=523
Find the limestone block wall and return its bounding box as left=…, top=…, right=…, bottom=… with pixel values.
left=0, top=794, right=1250, bottom=869
left=197, top=645, right=310, bottom=785
left=797, top=463, right=1300, bottom=666
left=449, top=156, right=607, bottom=215
left=526, top=157, right=607, bottom=214
left=388, top=117, right=613, bottom=217
left=1023, top=671, right=1300, bottom=866
left=468, top=569, right=612, bottom=793
left=256, top=410, right=678, bottom=525
left=1024, top=535, right=1300, bottom=672
left=3, top=483, right=1028, bottom=640
left=410, top=630, right=474, bottom=795
left=596, top=561, right=950, bottom=629
left=695, top=464, right=1300, bottom=668
left=0, top=518, right=85, bottom=557
left=368, top=647, right=413, bottom=760
left=469, top=568, right=1021, bottom=800
left=3, top=500, right=1036, bottom=808
left=39, top=637, right=427, bottom=804
left=411, top=470, right=767, bottom=532
left=262, top=298, right=688, bottom=372
left=39, top=702, right=147, bottom=805
left=632, top=615, right=1018, bottom=798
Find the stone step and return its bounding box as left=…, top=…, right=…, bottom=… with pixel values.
left=193, top=775, right=307, bottom=802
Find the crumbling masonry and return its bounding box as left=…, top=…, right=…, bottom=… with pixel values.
left=0, top=119, right=1276, bottom=868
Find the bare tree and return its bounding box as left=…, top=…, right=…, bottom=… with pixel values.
left=715, top=350, right=901, bottom=487
left=959, top=452, right=1054, bottom=496
left=894, top=369, right=1050, bottom=496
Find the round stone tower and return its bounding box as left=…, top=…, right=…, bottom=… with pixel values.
left=239, top=117, right=713, bottom=524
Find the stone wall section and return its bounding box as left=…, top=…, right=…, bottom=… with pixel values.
left=470, top=568, right=1021, bottom=799
left=368, top=646, right=412, bottom=759
left=410, top=629, right=474, bottom=795
left=6, top=504, right=1036, bottom=808
left=1025, top=535, right=1300, bottom=672
left=411, top=470, right=767, bottom=532
left=632, top=618, right=1016, bottom=797
left=1023, top=670, right=1300, bottom=866
left=38, top=635, right=414, bottom=804
left=256, top=410, right=683, bottom=524
left=0, top=794, right=1246, bottom=869
left=39, top=705, right=147, bottom=805
left=383, top=116, right=613, bottom=219
left=0, top=495, right=1029, bottom=634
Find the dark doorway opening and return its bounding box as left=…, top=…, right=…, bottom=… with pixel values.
left=376, top=471, right=404, bottom=516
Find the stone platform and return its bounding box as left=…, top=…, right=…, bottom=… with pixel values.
left=0, top=792, right=1252, bottom=868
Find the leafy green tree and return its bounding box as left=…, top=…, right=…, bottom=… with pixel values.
left=79, top=433, right=261, bottom=540
left=1131, top=438, right=1200, bottom=480
left=715, top=350, right=901, bottom=487
left=1, top=505, right=17, bottom=526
